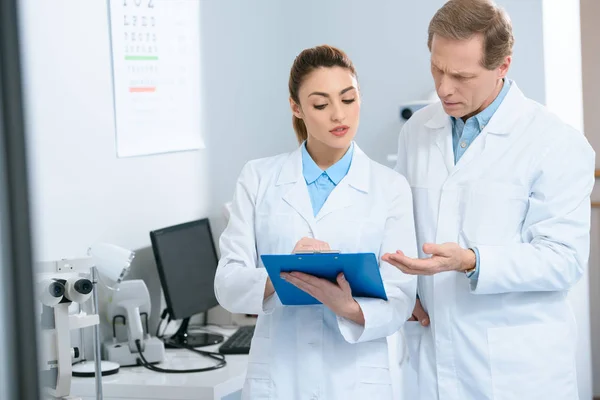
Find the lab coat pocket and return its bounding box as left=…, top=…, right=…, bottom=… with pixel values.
left=461, top=183, right=528, bottom=246
left=487, top=323, right=577, bottom=400
left=356, top=381, right=393, bottom=400
left=243, top=362, right=272, bottom=400
left=402, top=321, right=425, bottom=371
left=356, top=341, right=393, bottom=400
left=244, top=338, right=273, bottom=400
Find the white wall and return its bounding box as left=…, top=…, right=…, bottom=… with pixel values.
left=580, top=0, right=600, bottom=397
left=19, top=0, right=210, bottom=263
left=542, top=0, right=592, bottom=399
left=581, top=0, right=600, bottom=168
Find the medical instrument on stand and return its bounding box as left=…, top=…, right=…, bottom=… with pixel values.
left=71, top=243, right=135, bottom=400
left=38, top=276, right=98, bottom=400
left=103, top=280, right=165, bottom=366
left=39, top=243, right=135, bottom=400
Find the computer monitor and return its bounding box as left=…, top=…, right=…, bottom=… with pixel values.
left=150, top=218, right=223, bottom=348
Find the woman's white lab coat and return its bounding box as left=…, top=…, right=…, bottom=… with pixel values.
left=214, top=144, right=418, bottom=400
left=395, top=82, right=595, bottom=400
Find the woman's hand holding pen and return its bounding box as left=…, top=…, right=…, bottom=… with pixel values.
left=264, top=237, right=325, bottom=300
left=292, top=237, right=331, bottom=253
left=264, top=237, right=326, bottom=301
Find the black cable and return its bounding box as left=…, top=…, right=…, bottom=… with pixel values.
left=114, top=313, right=150, bottom=338
left=155, top=319, right=164, bottom=338
left=112, top=315, right=126, bottom=339
left=159, top=319, right=170, bottom=338
left=113, top=312, right=149, bottom=339
left=156, top=308, right=170, bottom=338
left=114, top=307, right=226, bottom=373
left=135, top=339, right=226, bottom=373
left=140, top=312, right=149, bottom=335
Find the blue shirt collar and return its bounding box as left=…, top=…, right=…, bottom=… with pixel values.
left=453, top=79, right=511, bottom=129
left=301, top=142, right=354, bottom=185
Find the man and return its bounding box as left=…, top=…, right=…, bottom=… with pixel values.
left=382, top=0, right=595, bottom=399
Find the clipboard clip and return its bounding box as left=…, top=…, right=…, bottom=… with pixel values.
left=292, top=250, right=341, bottom=254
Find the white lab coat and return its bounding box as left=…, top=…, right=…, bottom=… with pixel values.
left=395, top=82, right=595, bottom=400
left=215, top=144, right=418, bottom=400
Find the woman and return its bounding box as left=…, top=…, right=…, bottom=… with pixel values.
left=214, top=45, right=417, bottom=400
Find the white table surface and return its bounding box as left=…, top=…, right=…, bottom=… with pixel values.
left=71, top=327, right=247, bottom=400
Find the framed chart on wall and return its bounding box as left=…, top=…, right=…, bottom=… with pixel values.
left=108, top=0, right=204, bottom=158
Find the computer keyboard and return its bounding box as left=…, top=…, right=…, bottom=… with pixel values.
left=218, top=325, right=255, bottom=355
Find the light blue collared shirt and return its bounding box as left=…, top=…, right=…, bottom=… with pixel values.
left=301, top=142, right=354, bottom=216
left=452, top=79, right=511, bottom=280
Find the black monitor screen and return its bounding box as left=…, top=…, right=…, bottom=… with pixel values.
left=150, top=218, right=219, bottom=320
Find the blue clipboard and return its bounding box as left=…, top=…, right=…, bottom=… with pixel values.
left=260, top=252, right=387, bottom=306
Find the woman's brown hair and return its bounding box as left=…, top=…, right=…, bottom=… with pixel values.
left=288, top=45, right=357, bottom=144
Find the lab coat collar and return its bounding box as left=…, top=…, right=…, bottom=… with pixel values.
left=482, top=82, right=527, bottom=136
left=276, top=147, right=303, bottom=186
left=429, top=82, right=530, bottom=176
left=343, top=143, right=370, bottom=193
left=277, top=142, right=370, bottom=225
left=300, top=141, right=354, bottom=185
left=425, top=104, right=452, bottom=130
left=276, top=141, right=369, bottom=192
left=424, top=81, right=527, bottom=136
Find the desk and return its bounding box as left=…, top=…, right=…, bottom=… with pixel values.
left=71, top=327, right=247, bottom=400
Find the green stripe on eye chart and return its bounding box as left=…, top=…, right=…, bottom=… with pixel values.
left=125, top=55, right=159, bottom=61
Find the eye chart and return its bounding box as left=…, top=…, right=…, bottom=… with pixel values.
left=109, top=0, right=204, bottom=157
